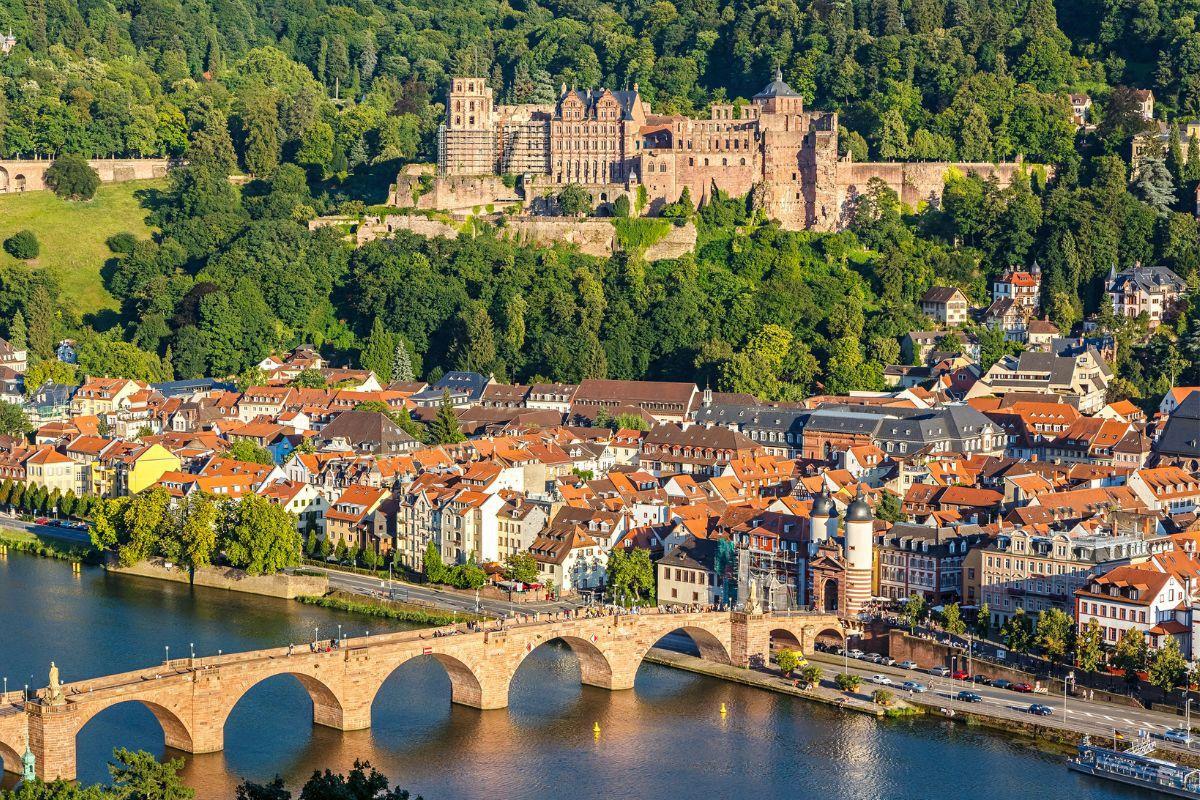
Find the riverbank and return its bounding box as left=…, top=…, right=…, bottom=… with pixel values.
left=0, top=527, right=98, bottom=564
left=644, top=648, right=887, bottom=717
left=109, top=557, right=327, bottom=599
left=296, top=590, right=487, bottom=626
left=652, top=647, right=1200, bottom=769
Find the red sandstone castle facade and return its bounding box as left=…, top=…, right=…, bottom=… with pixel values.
left=422, top=70, right=1031, bottom=232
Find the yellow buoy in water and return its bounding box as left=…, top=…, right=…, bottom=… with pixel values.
left=720, top=702, right=727, bottom=715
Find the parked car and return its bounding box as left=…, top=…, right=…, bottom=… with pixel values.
left=928, top=666, right=951, bottom=677
left=828, top=645, right=845, bottom=656
left=869, top=674, right=893, bottom=685
left=897, top=660, right=918, bottom=670
left=847, top=649, right=866, bottom=660
left=951, top=670, right=970, bottom=681
left=972, top=675, right=992, bottom=686
left=991, top=679, right=1011, bottom=690
left=1163, top=729, right=1192, bottom=744
left=1010, top=682, right=1034, bottom=693
left=813, top=642, right=828, bottom=653
left=34, top=517, right=49, bottom=525
left=1028, top=704, right=1054, bottom=717
left=901, top=681, right=929, bottom=693
left=956, top=691, right=983, bottom=703
left=878, top=656, right=897, bottom=666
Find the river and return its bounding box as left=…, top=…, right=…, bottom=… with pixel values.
left=0, top=552, right=1156, bottom=799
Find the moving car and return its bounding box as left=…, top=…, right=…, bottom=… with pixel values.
left=928, top=666, right=951, bottom=677
left=1028, top=704, right=1054, bottom=716
left=869, top=674, right=894, bottom=685
left=900, top=680, right=928, bottom=693
left=897, top=661, right=918, bottom=670
left=956, top=691, right=983, bottom=703
left=1010, top=682, right=1034, bottom=693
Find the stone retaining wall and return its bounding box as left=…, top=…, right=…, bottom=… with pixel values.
left=347, top=213, right=697, bottom=260
left=0, top=158, right=172, bottom=193
left=108, top=557, right=327, bottom=599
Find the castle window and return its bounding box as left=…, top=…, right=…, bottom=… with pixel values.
left=722, top=158, right=727, bottom=166
left=689, top=157, right=694, bottom=166
left=740, top=158, right=746, bottom=165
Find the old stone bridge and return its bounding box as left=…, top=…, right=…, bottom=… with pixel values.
left=0, top=609, right=842, bottom=781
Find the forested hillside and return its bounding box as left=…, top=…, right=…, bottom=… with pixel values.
left=0, top=0, right=1197, bottom=404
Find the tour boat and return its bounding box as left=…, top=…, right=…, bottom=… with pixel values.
left=1068, top=736, right=1200, bottom=798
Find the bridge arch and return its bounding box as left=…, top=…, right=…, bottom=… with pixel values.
left=12, top=174, right=25, bottom=191
left=0, top=738, right=22, bottom=775
left=636, top=620, right=733, bottom=668
left=768, top=628, right=803, bottom=663
left=74, top=698, right=195, bottom=761
left=218, top=667, right=348, bottom=736
left=511, top=635, right=615, bottom=692
left=368, top=650, right=493, bottom=712
left=0, top=166, right=8, bottom=192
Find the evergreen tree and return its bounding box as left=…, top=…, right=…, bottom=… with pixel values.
left=8, top=310, right=26, bottom=351
left=360, top=317, right=397, bottom=382
left=1133, top=150, right=1177, bottom=215
left=427, top=390, right=465, bottom=444
left=392, top=339, right=415, bottom=383
left=26, top=283, right=56, bottom=360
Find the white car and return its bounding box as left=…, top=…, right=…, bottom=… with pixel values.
left=900, top=680, right=928, bottom=693
left=847, top=649, right=866, bottom=659
left=928, top=666, right=951, bottom=677
left=869, top=674, right=894, bottom=685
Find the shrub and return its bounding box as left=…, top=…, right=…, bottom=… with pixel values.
left=776, top=648, right=802, bottom=676
left=45, top=154, right=101, bottom=201
left=873, top=689, right=896, bottom=707
left=835, top=673, right=862, bottom=692
left=3, top=230, right=39, bottom=260
left=106, top=231, right=138, bottom=255
left=612, top=194, right=631, bottom=217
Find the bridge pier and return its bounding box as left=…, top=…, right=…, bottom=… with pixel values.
left=27, top=702, right=80, bottom=782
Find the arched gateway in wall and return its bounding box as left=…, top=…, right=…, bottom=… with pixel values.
left=1, top=609, right=842, bottom=781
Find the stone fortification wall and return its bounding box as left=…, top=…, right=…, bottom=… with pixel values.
left=109, top=557, right=328, bottom=599
left=835, top=160, right=1043, bottom=225
left=393, top=173, right=519, bottom=213
left=0, top=158, right=172, bottom=193
left=348, top=212, right=696, bottom=260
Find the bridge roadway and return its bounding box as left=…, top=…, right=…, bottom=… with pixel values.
left=0, top=608, right=843, bottom=781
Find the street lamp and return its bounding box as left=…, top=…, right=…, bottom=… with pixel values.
left=164, top=645, right=169, bottom=664
left=338, top=624, right=343, bottom=643
left=189, top=642, right=195, bottom=660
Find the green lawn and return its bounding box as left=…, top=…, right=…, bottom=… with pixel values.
left=0, top=180, right=163, bottom=326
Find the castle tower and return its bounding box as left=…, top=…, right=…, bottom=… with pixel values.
left=440, top=77, right=496, bottom=176
left=842, top=487, right=874, bottom=617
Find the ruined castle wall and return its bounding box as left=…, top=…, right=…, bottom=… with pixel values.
left=391, top=174, right=519, bottom=212
left=346, top=213, right=696, bottom=260
left=835, top=160, right=1035, bottom=225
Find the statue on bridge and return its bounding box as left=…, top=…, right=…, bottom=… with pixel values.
left=45, top=661, right=65, bottom=706
left=745, top=578, right=761, bottom=615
